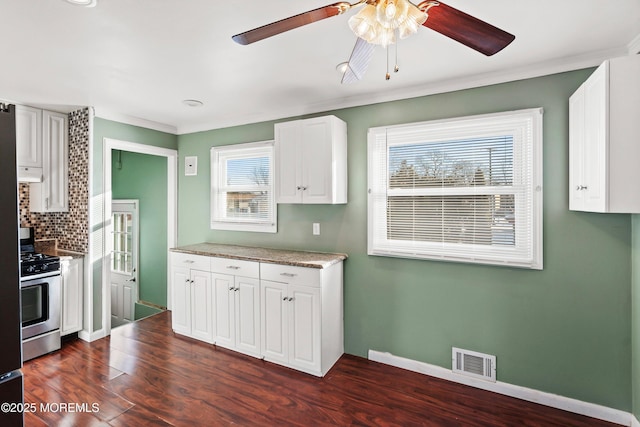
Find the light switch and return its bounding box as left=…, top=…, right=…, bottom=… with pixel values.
left=185, top=156, right=197, bottom=176
left=313, top=223, right=320, bottom=235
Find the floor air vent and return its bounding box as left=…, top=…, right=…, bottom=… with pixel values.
left=452, top=347, right=496, bottom=382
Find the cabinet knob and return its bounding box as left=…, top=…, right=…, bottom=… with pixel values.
left=229, top=286, right=234, bottom=291
left=226, top=265, right=240, bottom=270
left=288, top=297, right=295, bottom=302
left=282, top=296, right=288, bottom=301
left=576, top=185, right=588, bottom=191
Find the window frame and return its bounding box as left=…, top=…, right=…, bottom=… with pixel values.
left=367, top=108, right=543, bottom=269
left=210, top=140, right=277, bottom=233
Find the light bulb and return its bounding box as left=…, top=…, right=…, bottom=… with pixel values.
left=385, top=1, right=396, bottom=19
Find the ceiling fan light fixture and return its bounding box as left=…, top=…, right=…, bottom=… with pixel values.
left=64, top=0, right=98, bottom=7
left=348, top=5, right=379, bottom=42
left=348, top=0, right=427, bottom=46
left=398, top=4, right=428, bottom=39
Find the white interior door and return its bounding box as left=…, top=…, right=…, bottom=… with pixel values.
left=111, top=200, right=139, bottom=328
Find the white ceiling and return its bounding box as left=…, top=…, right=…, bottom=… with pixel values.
left=1, top=0, right=638, bottom=134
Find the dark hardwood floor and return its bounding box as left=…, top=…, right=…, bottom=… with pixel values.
left=22, top=311, right=621, bottom=426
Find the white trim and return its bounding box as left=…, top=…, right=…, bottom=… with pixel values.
left=94, top=108, right=178, bottom=135
left=368, top=350, right=633, bottom=427
left=632, top=415, right=640, bottom=427
left=77, top=328, right=106, bottom=343
left=628, top=33, right=640, bottom=55
left=82, top=107, right=95, bottom=342
left=175, top=46, right=627, bottom=135
left=103, top=138, right=178, bottom=337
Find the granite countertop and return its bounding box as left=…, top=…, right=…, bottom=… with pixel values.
left=171, top=243, right=347, bottom=269
left=35, top=240, right=85, bottom=259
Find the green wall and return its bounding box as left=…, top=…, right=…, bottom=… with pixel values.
left=91, top=117, right=177, bottom=331
left=633, top=215, right=640, bottom=420
left=177, top=69, right=633, bottom=411
left=111, top=150, right=168, bottom=308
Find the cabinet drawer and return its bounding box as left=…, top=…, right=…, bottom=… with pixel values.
left=210, top=257, right=259, bottom=278
left=170, top=252, right=210, bottom=271
left=260, top=263, right=321, bottom=287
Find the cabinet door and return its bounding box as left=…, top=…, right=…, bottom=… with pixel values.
left=569, top=87, right=586, bottom=211
left=190, top=269, right=213, bottom=343
left=61, top=258, right=83, bottom=336
left=287, top=285, right=321, bottom=374
left=261, top=280, right=288, bottom=364
left=212, top=273, right=235, bottom=349
left=171, top=266, right=192, bottom=336
left=15, top=105, right=42, bottom=169
left=582, top=63, right=608, bottom=212
left=301, top=117, right=333, bottom=204
left=235, top=276, right=260, bottom=357
left=275, top=120, right=302, bottom=203
left=42, top=110, right=69, bottom=212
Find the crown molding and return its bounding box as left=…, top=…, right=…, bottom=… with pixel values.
left=628, top=33, right=640, bottom=54
left=176, top=45, right=627, bottom=135
left=93, top=107, right=178, bottom=135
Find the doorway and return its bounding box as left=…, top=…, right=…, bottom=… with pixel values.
left=102, top=138, right=177, bottom=337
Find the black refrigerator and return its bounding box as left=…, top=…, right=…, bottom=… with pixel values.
left=0, top=104, right=25, bottom=427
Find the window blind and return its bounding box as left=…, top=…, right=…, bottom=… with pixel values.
left=368, top=109, right=543, bottom=269
left=211, top=141, right=277, bottom=233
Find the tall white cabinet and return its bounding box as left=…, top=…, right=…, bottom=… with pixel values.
left=30, top=110, right=69, bottom=212
left=15, top=105, right=43, bottom=182
left=569, top=55, right=640, bottom=213
left=275, top=115, right=347, bottom=204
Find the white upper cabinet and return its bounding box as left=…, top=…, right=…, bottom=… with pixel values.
left=275, top=115, right=347, bottom=204
left=15, top=105, right=43, bottom=182
left=569, top=55, right=640, bottom=213
left=30, top=110, right=69, bottom=212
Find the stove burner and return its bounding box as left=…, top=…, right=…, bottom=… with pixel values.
left=20, top=252, right=61, bottom=278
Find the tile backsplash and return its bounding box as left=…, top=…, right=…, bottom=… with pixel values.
left=19, top=108, right=89, bottom=253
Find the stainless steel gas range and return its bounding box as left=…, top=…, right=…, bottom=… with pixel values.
left=19, top=228, right=61, bottom=361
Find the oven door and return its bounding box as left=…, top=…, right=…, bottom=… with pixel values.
left=20, top=272, right=61, bottom=340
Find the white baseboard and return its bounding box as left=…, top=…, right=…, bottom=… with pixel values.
left=369, top=350, right=632, bottom=426
left=77, top=328, right=106, bottom=343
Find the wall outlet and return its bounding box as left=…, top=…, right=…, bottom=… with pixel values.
left=313, top=223, right=320, bottom=235
left=185, top=156, right=197, bottom=176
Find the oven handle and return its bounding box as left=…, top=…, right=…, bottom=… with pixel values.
left=20, top=270, right=62, bottom=284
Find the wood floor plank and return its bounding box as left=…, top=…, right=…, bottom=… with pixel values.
left=21, top=311, right=623, bottom=427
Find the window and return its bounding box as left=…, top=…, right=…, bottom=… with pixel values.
left=211, top=141, right=276, bottom=233
left=112, top=211, right=133, bottom=273
left=368, top=108, right=543, bottom=269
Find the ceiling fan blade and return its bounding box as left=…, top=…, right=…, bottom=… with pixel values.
left=418, top=1, right=515, bottom=56
left=342, top=37, right=376, bottom=84
left=232, top=2, right=354, bottom=45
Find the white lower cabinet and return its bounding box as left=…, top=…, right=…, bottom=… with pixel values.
left=60, top=257, right=83, bottom=336
left=261, top=280, right=322, bottom=375
left=169, top=250, right=344, bottom=377
left=171, top=255, right=214, bottom=343
left=212, top=273, right=261, bottom=357
left=260, top=262, right=343, bottom=377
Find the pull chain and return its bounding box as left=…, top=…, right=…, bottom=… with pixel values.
left=385, top=46, right=390, bottom=80
left=385, top=31, right=400, bottom=81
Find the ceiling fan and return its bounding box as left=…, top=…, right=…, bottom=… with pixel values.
left=232, top=0, right=515, bottom=83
